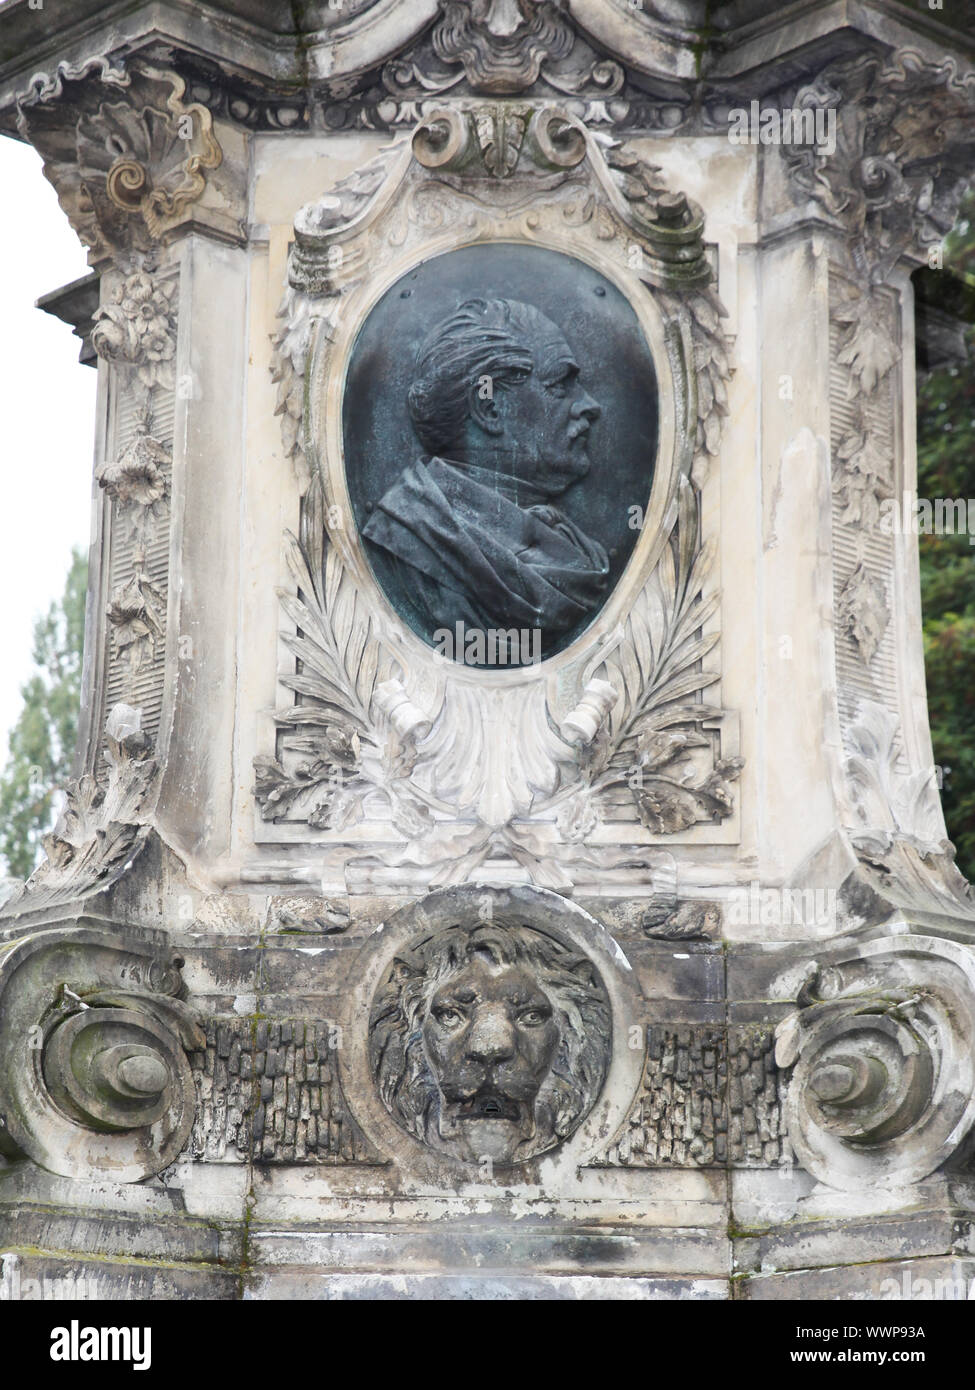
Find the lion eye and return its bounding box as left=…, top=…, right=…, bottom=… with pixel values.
left=519, top=1009, right=548, bottom=1026
left=435, top=1007, right=463, bottom=1028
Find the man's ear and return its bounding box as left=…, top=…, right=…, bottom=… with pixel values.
left=468, top=380, right=505, bottom=437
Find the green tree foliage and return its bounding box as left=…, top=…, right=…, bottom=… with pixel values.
left=0, top=548, right=87, bottom=881
left=918, top=196, right=975, bottom=879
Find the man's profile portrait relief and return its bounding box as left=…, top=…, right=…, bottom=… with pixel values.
left=343, top=245, right=659, bottom=665
left=362, top=297, right=609, bottom=662
left=368, top=919, right=612, bottom=1165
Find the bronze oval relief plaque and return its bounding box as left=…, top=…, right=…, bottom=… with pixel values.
left=343, top=244, right=658, bottom=666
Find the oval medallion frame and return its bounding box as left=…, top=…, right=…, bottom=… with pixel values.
left=340, top=242, right=662, bottom=665
left=309, top=226, right=685, bottom=702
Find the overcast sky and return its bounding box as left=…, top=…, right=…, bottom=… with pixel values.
left=0, top=136, right=96, bottom=758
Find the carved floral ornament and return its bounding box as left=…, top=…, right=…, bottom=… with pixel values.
left=16, top=57, right=222, bottom=265
left=90, top=270, right=178, bottom=389
left=381, top=0, right=626, bottom=103
left=96, top=421, right=171, bottom=548
left=0, top=704, right=159, bottom=920
left=259, top=104, right=739, bottom=891
left=782, top=49, right=975, bottom=287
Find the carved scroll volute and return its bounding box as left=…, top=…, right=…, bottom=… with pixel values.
left=774, top=939, right=975, bottom=1190
left=0, top=927, right=203, bottom=1182
left=16, top=58, right=223, bottom=266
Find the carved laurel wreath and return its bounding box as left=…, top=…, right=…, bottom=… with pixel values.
left=256, top=105, right=738, bottom=886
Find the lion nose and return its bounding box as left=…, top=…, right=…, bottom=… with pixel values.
left=465, top=1006, right=515, bottom=1065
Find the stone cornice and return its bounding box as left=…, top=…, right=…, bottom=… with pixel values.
left=1, top=0, right=973, bottom=140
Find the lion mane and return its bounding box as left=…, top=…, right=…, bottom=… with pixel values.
left=368, top=919, right=612, bottom=1160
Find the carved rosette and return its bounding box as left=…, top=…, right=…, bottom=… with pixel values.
left=775, top=938, right=975, bottom=1190
left=262, top=102, right=739, bottom=891
left=0, top=927, right=203, bottom=1182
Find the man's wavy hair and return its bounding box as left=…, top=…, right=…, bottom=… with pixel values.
left=368, top=919, right=612, bottom=1160
left=407, top=297, right=545, bottom=456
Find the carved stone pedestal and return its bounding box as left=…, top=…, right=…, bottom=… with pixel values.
left=2, top=0, right=975, bottom=1300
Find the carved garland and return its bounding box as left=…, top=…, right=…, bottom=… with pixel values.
left=783, top=50, right=975, bottom=681
left=259, top=105, right=736, bottom=888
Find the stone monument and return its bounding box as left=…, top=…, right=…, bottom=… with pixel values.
left=0, top=0, right=974, bottom=1299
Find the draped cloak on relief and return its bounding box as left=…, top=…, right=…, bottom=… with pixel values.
left=361, top=457, right=610, bottom=647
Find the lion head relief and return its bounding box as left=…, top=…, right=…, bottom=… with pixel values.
left=368, top=918, right=612, bottom=1165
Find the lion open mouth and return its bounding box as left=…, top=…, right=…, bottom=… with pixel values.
left=456, top=1089, right=521, bottom=1122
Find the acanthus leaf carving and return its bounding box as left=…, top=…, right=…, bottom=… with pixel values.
left=640, top=894, right=720, bottom=940
left=783, top=49, right=975, bottom=286
left=107, top=571, right=167, bottom=676
left=845, top=699, right=945, bottom=853
left=0, top=704, right=158, bottom=918
left=833, top=290, right=901, bottom=398
left=380, top=0, right=623, bottom=102
left=833, top=420, right=893, bottom=528
left=838, top=562, right=889, bottom=666
left=16, top=58, right=222, bottom=264
left=842, top=698, right=975, bottom=922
